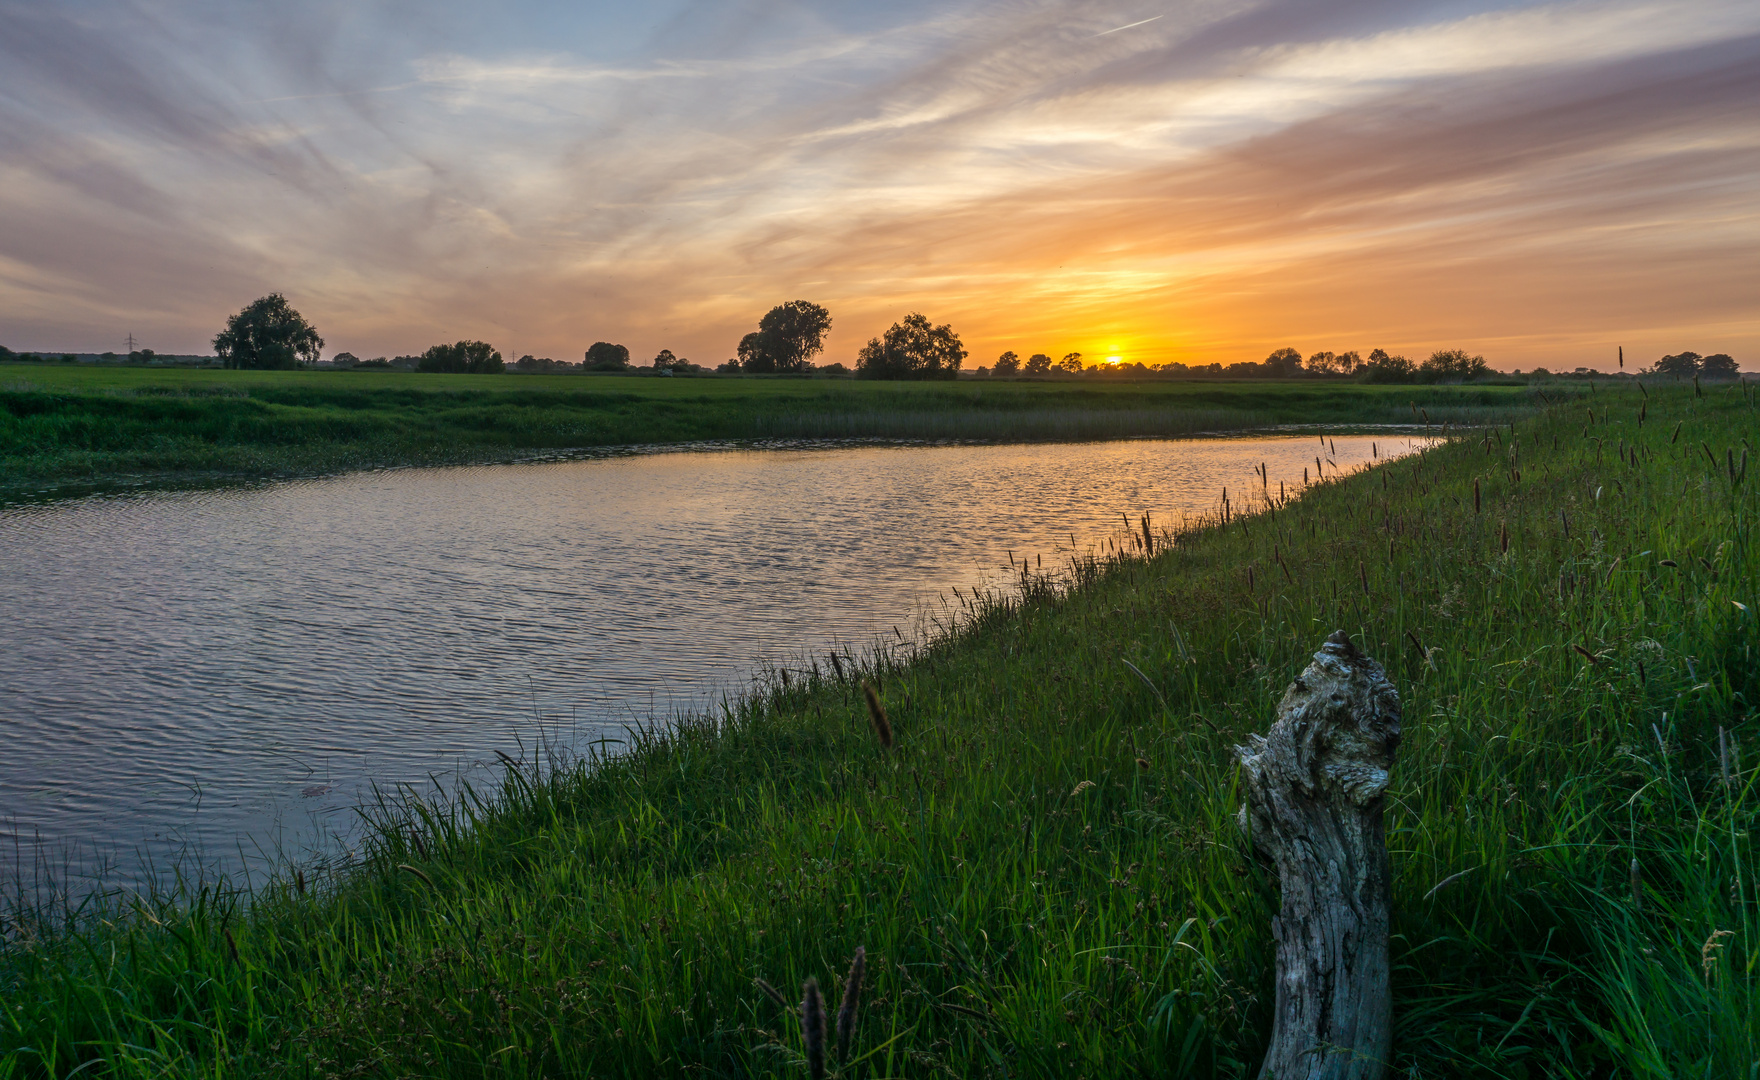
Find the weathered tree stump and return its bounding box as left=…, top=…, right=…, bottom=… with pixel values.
left=1236, top=631, right=1402, bottom=1080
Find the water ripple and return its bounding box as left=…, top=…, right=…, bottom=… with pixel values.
left=0, top=433, right=1422, bottom=889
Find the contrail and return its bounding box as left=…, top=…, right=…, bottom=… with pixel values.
left=1094, top=14, right=1163, bottom=36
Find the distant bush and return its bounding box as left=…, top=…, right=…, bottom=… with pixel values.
left=1653, top=351, right=1740, bottom=379
left=1358, top=349, right=1416, bottom=383
left=418, top=341, right=503, bottom=374
left=1702, top=353, right=1740, bottom=379
left=1263, top=347, right=1305, bottom=378
left=651, top=349, right=700, bottom=373
left=585, top=342, right=631, bottom=371
left=1419, top=348, right=1490, bottom=383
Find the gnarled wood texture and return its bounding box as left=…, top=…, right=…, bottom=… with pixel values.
left=1237, top=631, right=1402, bottom=1080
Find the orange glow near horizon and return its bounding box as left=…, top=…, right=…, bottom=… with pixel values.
left=0, top=2, right=1753, bottom=372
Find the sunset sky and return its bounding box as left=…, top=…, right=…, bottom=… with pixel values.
left=1, top=0, right=1755, bottom=371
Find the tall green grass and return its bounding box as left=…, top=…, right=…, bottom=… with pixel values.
left=1, top=384, right=1752, bottom=1078
left=0, top=368, right=1538, bottom=497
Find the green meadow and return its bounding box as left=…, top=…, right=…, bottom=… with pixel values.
left=2, top=383, right=1753, bottom=1077
left=0, top=364, right=1535, bottom=498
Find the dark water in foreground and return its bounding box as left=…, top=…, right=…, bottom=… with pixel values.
left=0, top=433, right=1423, bottom=890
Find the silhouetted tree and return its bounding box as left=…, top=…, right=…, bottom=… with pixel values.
left=418, top=340, right=503, bottom=373
left=763, top=300, right=832, bottom=372
left=1305, top=351, right=1339, bottom=374
left=332, top=351, right=360, bottom=368
left=736, top=332, right=771, bottom=372
left=738, top=300, right=833, bottom=373
left=1358, top=349, right=1416, bottom=383
left=1023, top=352, right=1052, bottom=375
left=1336, top=350, right=1361, bottom=374
left=213, top=293, right=324, bottom=370
left=1653, top=351, right=1702, bottom=378
left=1263, top=347, right=1304, bottom=378
left=1700, top=353, right=1739, bottom=379
left=584, top=342, right=631, bottom=371
left=1056, top=352, right=1083, bottom=373
left=993, top=350, right=1020, bottom=376
left=855, top=313, right=966, bottom=380
left=1419, top=348, right=1489, bottom=382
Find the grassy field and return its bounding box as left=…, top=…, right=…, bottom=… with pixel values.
left=3, top=383, right=1754, bottom=1078
left=0, top=364, right=1538, bottom=498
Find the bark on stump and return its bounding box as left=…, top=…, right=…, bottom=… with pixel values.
left=1236, top=631, right=1402, bottom=1080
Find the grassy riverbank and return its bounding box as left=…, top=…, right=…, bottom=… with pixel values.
left=4, top=385, right=1755, bottom=1078
left=0, top=364, right=1536, bottom=497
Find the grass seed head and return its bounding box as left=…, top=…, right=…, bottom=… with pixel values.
left=862, top=682, right=894, bottom=749
left=802, top=977, right=827, bottom=1080
left=835, top=947, right=866, bottom=1064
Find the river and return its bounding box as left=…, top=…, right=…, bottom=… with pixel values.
left=0, top=432, right=1422, bottom=892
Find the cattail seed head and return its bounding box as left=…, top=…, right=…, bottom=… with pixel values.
left=862, top=682, right=894, bottom=749
left=835, top=947, right=866, bottom=1064
left=802, top=978, right=827, bottom=1080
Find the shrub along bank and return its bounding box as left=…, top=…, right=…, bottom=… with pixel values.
left=1, top=384, right=1755, bottom=1078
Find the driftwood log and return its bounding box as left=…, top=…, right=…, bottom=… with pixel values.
left=1237, top=631, right=1402, bottom=1080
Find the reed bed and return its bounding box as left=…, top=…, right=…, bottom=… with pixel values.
left=2, top=383, right=1753, bottom=1078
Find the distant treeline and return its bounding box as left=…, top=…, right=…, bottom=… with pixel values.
left=0, top=347, right=220, bottom=367
left=3, top=295, right=1744, bottom=382
left=974, top=346, right=1746, bottom=383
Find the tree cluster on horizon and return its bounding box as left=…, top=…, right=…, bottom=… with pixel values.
left=212, top=293, right=324, bottom=370
left=1649, top=351, right=1739, bottom=379
left=33, top=295, right=1734, bottom=381
left=854, top=312, right=966, bottom=380
left=417, top=340, right=503, bottom=374
left=729, top=301, right=834, bottom=374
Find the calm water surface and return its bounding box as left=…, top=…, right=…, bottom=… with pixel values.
left=0, top=434, right=1420, bottom=889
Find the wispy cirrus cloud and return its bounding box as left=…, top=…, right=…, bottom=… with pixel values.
left=0, top=0, right=1754, bottom=369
